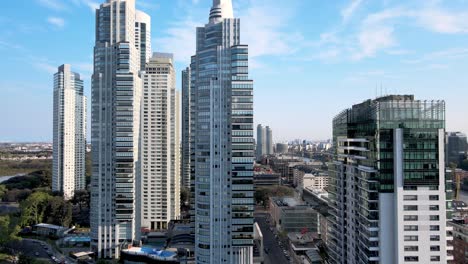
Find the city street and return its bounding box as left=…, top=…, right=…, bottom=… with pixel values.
left=255, top=213, right=289, bottom=264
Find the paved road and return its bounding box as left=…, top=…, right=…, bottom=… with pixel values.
left=255, top=213, right=289, bottom=264
left=15, top=239, right=52, bottom=261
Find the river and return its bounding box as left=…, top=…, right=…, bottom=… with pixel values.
left=0, top=174, right=24, bottom=183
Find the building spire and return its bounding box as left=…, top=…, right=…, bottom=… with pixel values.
left=209, top=0, right=234, bottom=23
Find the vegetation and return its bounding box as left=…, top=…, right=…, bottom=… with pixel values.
left=255, top=186, right=295, bottom=207
left=0, top=159, right=51, bottom=177
left=0, top=215, right=20, bottom=247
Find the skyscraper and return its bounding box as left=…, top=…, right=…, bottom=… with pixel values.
left=90, top=0, right=150, bottom=258
left=181, top=67, right=191, bottom=189
left=329, top=95, right=453, bottom=264
left=265, top=126, right=273, bottom=155
left=446, top=132, right=467, bottom=167
left=53, top=64, right=86, bottom=200
left=138, top=53, right=180, bottom=232
left=190, top=0, right=255, bottom=262
left=256, top=124, right=266, bottom=160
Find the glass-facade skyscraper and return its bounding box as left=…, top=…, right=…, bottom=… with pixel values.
left=329, top=95, right=453, bottom=263
left=90, top=0, right=150, bottom=258
left=189, top=0, right=255, bottom=263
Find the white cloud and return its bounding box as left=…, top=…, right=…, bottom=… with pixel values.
left=47, top=17, right=65, bottom=28
left=137, top=0, right=160, bottom=10
left=341, top=0, right=364, bottom=22
left=353, top=26, right=395, bottom=60
left=153, top=0, right=303, bottom=66
left=70, top=0, right=99, bottom=12
left=37, top=0, right=66, bottom=10
left=416, top=8, right=468, bottom=34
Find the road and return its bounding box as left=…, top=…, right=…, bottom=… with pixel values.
left=255, top=213, right=289, bottom=264
left=15, top=238, right=75, bottom=263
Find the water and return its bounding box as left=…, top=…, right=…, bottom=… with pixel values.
left=0, top=176, right=14, bottom=183
left=0, top=174, right=24, bottom=183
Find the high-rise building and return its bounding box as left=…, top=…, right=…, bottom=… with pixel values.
left=446, top=132, right=467, bottom=167
left=138, top=53, right=180, bottom=232
left=329, top=95, right=453, bottom=264
left=90, top=0, right=150, bottom=258
left=135, top=10, right=151, bottom=71
left=190, top=0, right=255, bottom=262
left=266, top=126, right=273, bottom=155
left=52, top=64, right=86, bottom=200
left=181, top=67, right=191, bottom=189
left=256, top=124, right=266, bottom=160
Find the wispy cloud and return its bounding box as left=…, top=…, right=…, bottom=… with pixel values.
left=137, top=0, right=160, bottom=10
left=341, top=0, right=364, bottom=23
left=36, top=0, right=66, bottom=10
left=154, top=0, right=303, bottom=67
left=47, top=17, right=65, bottom=28
left=33, top=61, right=57, bottom=74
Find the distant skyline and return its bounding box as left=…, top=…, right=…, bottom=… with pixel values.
left=1, top=0, right=468, bottom=142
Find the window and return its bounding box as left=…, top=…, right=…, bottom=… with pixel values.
left=404, top=236, right=418, bottom=241
left=430, top=235, right=440, bottom=241
left=404, top=195, right=418, bottom=201
left=404, top=246, right=419, bottom=252
left=429, top=186, right=439, bottom=190
left=430, top=256, right=440, bottom=261
left=404, top=215, right=418, bottom=221
left=429, top=215, right=440, bottom=221
left=430, top=246, right=440, bottom=252
left=404, top=225, right=419, bottom=231
left=404, top=256, right=419, bottom=262
left=404, top=205, right=418, bottom=211
left=429, top=205, right=439, bottom=211
left=430, top=225, right=440, bottom=231
left=404, top=186, right=417, bottom=191
left=429, top=195, right=439, bottom=201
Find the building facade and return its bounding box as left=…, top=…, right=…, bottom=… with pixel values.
left=90, top=0, right=150, bottom=258
left=138, top=53, right=180, bottom=232
left=266, top=126, right=273, bottom=155
left=329, top=95, right=453, bottom=263
left=190, top=0, right=255, bottom=262
left=181, top=67, right=191, bottom=190
left=256, top=124, right=266, bottom=160
left=53, top=64, right=87, bottom=200
left=446, top=132, right=467, bottom=167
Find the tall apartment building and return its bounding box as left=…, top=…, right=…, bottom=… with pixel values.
left=52, top=64, right=86, bottom=200
left=90, top=0, right=150, bottom=258
left=138, top=53, right=180, bottom=231
left=190, top=0, right=255, bottom=262
left=328, top=95, right=453, bottom=264
left=181, top=67, right=191, bottom=189
left=266, top=126, right=273, bottom=154
left=256, top=124, right=266, bottom=160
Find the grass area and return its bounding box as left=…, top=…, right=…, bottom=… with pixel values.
left=0, top=160, right=51, bottom=177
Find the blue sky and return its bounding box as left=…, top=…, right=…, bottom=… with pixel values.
left=1, top=0, right=468, bottom=142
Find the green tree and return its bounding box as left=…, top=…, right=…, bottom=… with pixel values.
left=20, top=191, right=51, bottom=226
left=72, top=189, right=90, bottom=212
left=0, top=215, right=20, bottom=247
left=0, top=184, right=6, bottom=200
left=45, top=196, right=73, bottom=227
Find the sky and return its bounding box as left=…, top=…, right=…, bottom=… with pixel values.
left=1, top=0, right=468, bottom=142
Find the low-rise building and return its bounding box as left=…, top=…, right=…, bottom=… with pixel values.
left=270, top=197, right=319, bottom=233
left=33, top=223, right=69, bottom=237
left=253, top=222, right=264, bottom=264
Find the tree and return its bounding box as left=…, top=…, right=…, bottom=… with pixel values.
left=255, top=188, right=269, bottom=207
left=20, top=191, right=51, bottom=226
left=0, top=184, right=6, bottom=200
left=45, top=196, right=72, bottom=227
left=72, top=189, right=90, bottom=212
left=0, top=215, right=20, bottom=247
